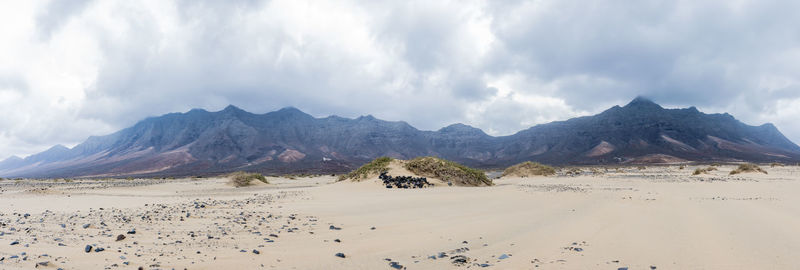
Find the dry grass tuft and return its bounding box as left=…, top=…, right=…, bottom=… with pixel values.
left=565, top=168, right=583, bottom=176
left=692, top=166, right=717, bottom=175
left=502, top=161, right=556, bottom=178
left=229, top=171, right=268, bottom=187
left=338, top=157, right=393, bottom=181
left=404, top=156, right=491, bottom=186
left=729, top=163, right=767, bottom=175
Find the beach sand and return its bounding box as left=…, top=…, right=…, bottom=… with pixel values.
left=1, top=165, right=799, bottom=269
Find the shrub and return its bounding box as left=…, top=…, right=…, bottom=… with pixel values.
left=502, top=161, right=556, bottom=177
left=770, top=163, right=783, bottom=168
left=637, top=166, right=646, bottom=170
left=729, top=163, right=767, bottom=175
left=692, top=167, right=717, bottom=175
left=404, top=156, right=491, bottom=186
left=566, top=168, right=583, bottom=176
left=229, top=171, right=269, bottom=187
left=338, top=157, right=393, bottom=181
left=679, top=165, right=685, bottom=170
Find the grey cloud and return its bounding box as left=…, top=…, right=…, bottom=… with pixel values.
left=35, top=0, right=93, bottom=40
left=2, top=0, right=800, bottom=159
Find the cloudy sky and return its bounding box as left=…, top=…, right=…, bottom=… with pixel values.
left=1, top=0, right=800, bottom=159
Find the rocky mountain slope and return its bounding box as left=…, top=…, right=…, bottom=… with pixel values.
left=2, top=98, right=798, bottom=178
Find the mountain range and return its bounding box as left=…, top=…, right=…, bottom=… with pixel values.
left=1, top=97, right=799, bottom=178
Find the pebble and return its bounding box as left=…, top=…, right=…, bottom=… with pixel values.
left=335, top=253, right=346, bottom=258
left=389, top=261, right=404, bottom=269
left=116, top=234, right=126, bottom=241
left=84, top=245, right=92, bottom=253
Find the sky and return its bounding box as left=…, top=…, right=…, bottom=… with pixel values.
left=1, top=0, right=800, bottom=159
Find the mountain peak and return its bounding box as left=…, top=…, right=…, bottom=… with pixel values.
left=624, top=96, right=663, bottom=110
left=47, top=144, right=69, bottom=151
left=2, top=155, right=22, bottom=162
left=222, top=105, right=245, bottom=113
left=438, top=123, right=486, bottom=135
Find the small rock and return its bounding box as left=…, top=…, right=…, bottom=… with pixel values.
left=253, top=249, right=260, bottom=255
left=389, top=261, right=403, bottom=269
left=10, top=240, right=19, bottom=245
left=127, top=229, right=136, bottom=234
left=95, top=247, right=105, bottom=252
left=334, top=239, right=341, bottom=243
left=84, top=245, right=92, bottom=253
left=82, top=224, right=90, bottom=229
left=499, top=254, right=509, bottom=259
left=335, top=253, right=346, bottom=258
left=451, top=255, right=468, bottom=266
left=116, top=234, right=126, bottom=241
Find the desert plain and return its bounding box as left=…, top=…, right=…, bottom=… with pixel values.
left=1, top=164, right=799, bottom=270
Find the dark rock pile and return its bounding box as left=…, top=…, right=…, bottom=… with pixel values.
left=379, top=172, right=433, bottom=189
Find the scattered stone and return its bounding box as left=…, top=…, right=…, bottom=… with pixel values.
left=116, top=234, right=126, bottom=241
left=451, top=255, right=469, bottom=266
left=82, top=224, right=90, bottom=229
left=253, top=249, right=260, bottom=255
left=335, top=253, right=346, bottom=258
left=127, top=229, right=136, bottom=234
left=10, top=240, right=19, bottom=245
left=329, top=225, right=341, bottom=230
left=379, top=172, right=433, bottom=189
left=95, top=247, right=105, bottom=252
left=389, top=261, right=404, bottom=269
left=84, top=245, right=92, bottom=253
left=498, top=254, right=509, bottom=259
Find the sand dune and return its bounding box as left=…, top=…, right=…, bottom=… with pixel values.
left=1, top=165, right=799, bottom=269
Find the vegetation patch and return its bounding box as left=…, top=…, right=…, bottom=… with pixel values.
left=229, top=171, right=269, bottom=187
left=338, top=157, right=393, bottom=181
left=770, top=163, right=784, bottom=168
left=502, top=161, right=556, bottom=177
left=565, top=168, right=583, bottom=176
left=730, top=163, right=767, bottom=175
left=692, top=167, right=717, bottom=175
left=404, top=156, right=491, bottom=186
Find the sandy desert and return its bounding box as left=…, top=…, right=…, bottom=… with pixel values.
left=1, top=164, right=799, bottom=270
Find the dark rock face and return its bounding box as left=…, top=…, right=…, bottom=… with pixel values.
left=2, top=98, right=799, bottom=178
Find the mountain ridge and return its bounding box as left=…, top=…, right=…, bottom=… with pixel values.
left=2, top=97, right=799, bottom=178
